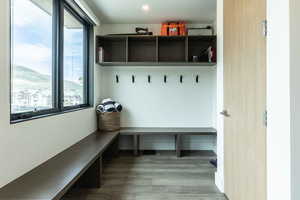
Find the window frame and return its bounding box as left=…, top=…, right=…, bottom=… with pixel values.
left=10, top=0, right=94, bottom=123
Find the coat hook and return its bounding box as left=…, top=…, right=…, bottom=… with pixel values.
left=196, top=75, right=199, bottom=83
left=180, top=75, right=183, bottom=83
left=164, top=75, right=167, bottom=83
left=116, top=75, right=119, bottom=83
left=132, top=75, right=135, bottom=83
left=148, top=75, right=151, bottom=83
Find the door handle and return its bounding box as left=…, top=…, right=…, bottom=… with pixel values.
left=220, top=110, right=230, bottom=117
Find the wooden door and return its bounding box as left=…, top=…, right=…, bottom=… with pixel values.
left=223, top=0, right=266, bottom=199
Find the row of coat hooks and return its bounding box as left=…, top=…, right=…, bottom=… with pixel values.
left=115, top=75, right=200, bottom=84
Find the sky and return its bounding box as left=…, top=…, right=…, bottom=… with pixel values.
left=12, top=0, right=84, bottom=83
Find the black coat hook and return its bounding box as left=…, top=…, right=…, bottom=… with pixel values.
left=116, top=75, right=119, bottom=83
left=180, top=75, right=183, bottom=83
left=196, top=75, right=199, bottom=83
left=132, top=75, right=135, bottom=83
left=148, top=75, right=151, bottom=83
left=164, top=75, right=167, bottom=83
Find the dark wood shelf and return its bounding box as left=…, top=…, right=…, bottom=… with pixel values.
left=96, top=36, right=127, bottom=63
left=96, top=35, right=217, bottom=66
left=128, top=37, right=157, bottom=62
left=188, top=36, right=217, bottom=62
left=158, top=36, right=186, bottom=62
left=98, top=62, right=216, bottom=66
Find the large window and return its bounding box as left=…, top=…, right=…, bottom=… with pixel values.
left=11, top=0, right=53, bottom=114
left=11, top=0, right=93, bottom=122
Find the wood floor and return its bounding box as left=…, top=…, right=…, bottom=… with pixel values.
left=63, top=151, right=225, bottom=200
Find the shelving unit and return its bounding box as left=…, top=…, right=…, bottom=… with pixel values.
left=96, top=35, right=217, bottom=66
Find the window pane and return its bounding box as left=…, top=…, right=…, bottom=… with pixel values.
left=11, top=0, right=53, bottom=114
left=63, top=9, right=85, bottom=107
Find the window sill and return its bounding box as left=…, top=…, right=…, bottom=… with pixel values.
left=10, top=106, right=94, bottom=124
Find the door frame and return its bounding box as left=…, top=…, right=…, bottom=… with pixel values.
left=215, top=0, right=294, bottom=200
left=215, top=0, right=225, bottom=193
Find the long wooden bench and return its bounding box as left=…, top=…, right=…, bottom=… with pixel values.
left=0, top=127, right=216, bottom=199
left=0, top=131, right=119, bottom=200
left=120, top=127, right=217, bottom=157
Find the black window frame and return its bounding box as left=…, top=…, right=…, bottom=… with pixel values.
left=10, top=0, right=94, bottom=123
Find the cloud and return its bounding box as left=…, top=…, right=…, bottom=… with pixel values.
left=13, top=43, right=52, bottom=74
left=12, top=0, right=51, bottom=27
left=12, top=0, right=83, bottom=79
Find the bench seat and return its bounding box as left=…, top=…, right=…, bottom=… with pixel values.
left=120, top=127, right=217, bottom=135
left=0, top=131, right=119, bottom=200
left=119, top=127, right=217, bottom=157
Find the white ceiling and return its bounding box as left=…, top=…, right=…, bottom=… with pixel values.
left=85, top=0, right=216, bottom=24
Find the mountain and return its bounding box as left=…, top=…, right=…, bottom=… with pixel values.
left=13, top=65, right=49, bottom=82
left=13, top=65, right=82, bottom=93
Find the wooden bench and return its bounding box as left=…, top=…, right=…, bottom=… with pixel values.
left=120, top=127, right=217, bottom=157
left=0, top=127, right=216, bottom=199
left=0, top=131, right=119, bottom=200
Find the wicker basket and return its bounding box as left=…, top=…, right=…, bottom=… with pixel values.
left=98, top=112, right=120, bottom=132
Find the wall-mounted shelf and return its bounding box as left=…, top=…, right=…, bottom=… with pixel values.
left=96, top=35, right=217, bottom=66
left=98, top=62, right=217, bottom=67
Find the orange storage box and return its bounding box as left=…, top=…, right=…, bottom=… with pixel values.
left=160, top=22, right=187, bottom=36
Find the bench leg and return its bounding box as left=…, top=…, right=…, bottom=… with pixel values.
left=133, top=135, right=140, bottom=156
left=75, top=157, right=101, bottom=188
left=176, top=134, right=182, bottom=158
left=112, top=136, right=119, bottom=157
left=99, top=156, right=103, bottom=186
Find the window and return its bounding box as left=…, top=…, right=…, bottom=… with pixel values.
left=11, top=0, right=93, bottom=122
left=11, top=0, right=53, bottom=114
left=63, top=8, right=85, bottom=107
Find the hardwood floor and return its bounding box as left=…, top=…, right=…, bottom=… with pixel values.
left=63, top=151, right=225, bottom=200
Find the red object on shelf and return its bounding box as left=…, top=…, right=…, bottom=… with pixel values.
left=160, top=22, right=187, bottom=36
left=212, top=47, right=217, bottom=62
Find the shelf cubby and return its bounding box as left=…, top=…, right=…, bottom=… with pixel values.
left=158, top=36, right=186, bottom=62
left=97, top=36, right=127, bottom=62
left=188, top=36, right=217, bottom=62
left=96, top=35, right=217, bottom=66
left=128, top=36, right=157, bottom=62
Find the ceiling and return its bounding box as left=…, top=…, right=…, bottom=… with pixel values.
left=85, top=0, right=216, bottom=24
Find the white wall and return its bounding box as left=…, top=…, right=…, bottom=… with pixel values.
left=215, top=0, right=224, bottom=192
left=267, top=0, right=292, bottom=199
left=101, top=67, right=216, bottom=128
left=96, top=22, right=217, bottom=151
left=100, top=66, right=217, bottom=151
left=267, top=0, right=300, bottom=198
left=290, top=0, right=300, bottom=199
left=0, top=0, right=100, bottom=188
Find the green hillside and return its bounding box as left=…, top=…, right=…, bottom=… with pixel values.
left=13, top=65, right=82, bottom=93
